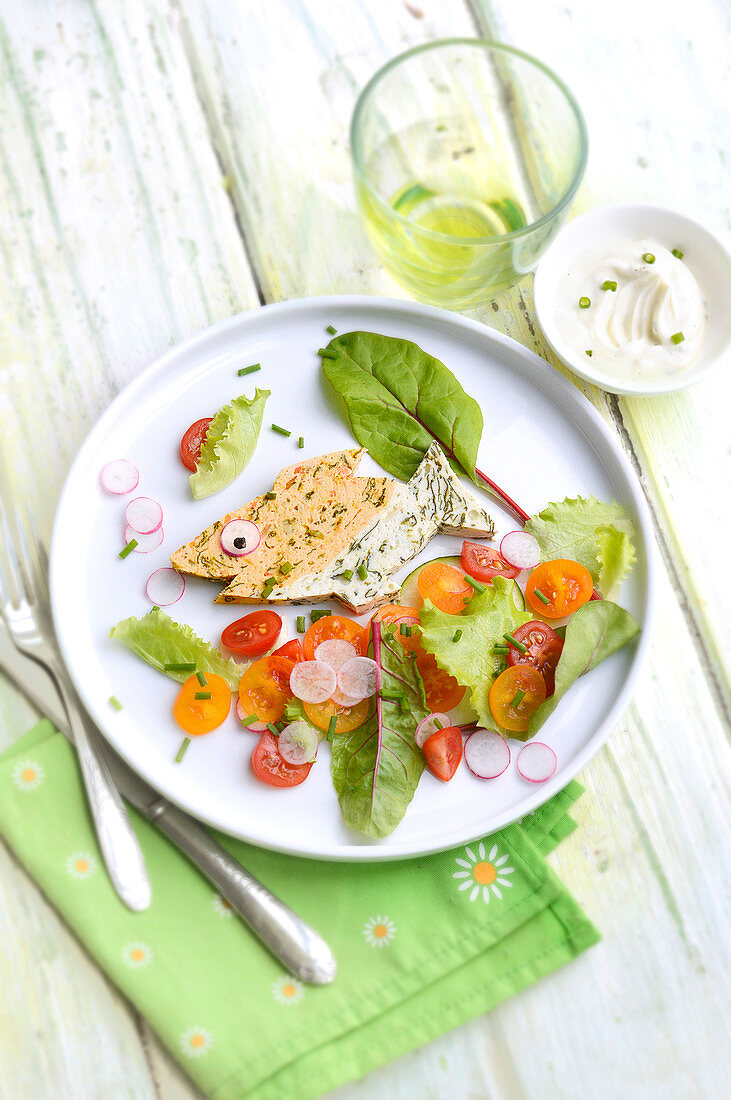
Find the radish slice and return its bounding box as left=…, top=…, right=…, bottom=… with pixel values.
left=125, top=496, right=163, bottom=534
left=500, top=530, right=541, bottom=570
left=330, top=687, right=362, bottom=707
left=464, top=730, right=511, bottom=779
left=220, top=519, right=261, bottom=558
left=415, top=712, right=451, bottom=749
left=278, top=721, right=319, bottom=765
left=314, top=639, right=357, bottom=670
left=337, top=656, right=378, bottom=701
left=289, top=660, right=336, bottom=704
left=235, top=699, right=267, bottom=732
left=100, top=459, right=139, bottom=495
left=517, top=742, right=557, bottom=783
left=124, top=524, right=164, bottom=553
left=146, top=567, right=185, bottom=606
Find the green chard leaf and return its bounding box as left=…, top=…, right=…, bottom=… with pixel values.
left=525, top=600, right=641, bottom=739
left=330, top=620, right=428, bottom=838
left=320, top=331, right=483, bottom=483
left=418, top=576, right=530, bottom=729
left=525, top=495, right=636, bottom=597
left=189, top=388, right=270, bottom=500
left=110, top=608, right=242, bottom=688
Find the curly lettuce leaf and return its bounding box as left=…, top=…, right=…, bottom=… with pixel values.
left=110, top=608, right=242, bottom=687
left=418, top=577, right=530, bottom=728
left=190, top=388, right=270, bottom=500
left=525, top=496, right=636, bottom=597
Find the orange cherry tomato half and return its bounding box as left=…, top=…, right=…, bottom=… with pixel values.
left=506, top=620, right=563, bottom=697
left=461, top=541, right=519, bottom=584
left=173, top=673, right=231, bottom=735
left=422, top=725, right=463, bottom=782
left=303, top=615, right=368, bottom=661
left=303, top=696, right=371, bottom=734
left=251, top=731, right=313, bottom=788
left=272, top=638, right=305, bottom=663
left=489, top=665, right=546, bottom=733
left=525, top=559, right=593, bottom=618
left=417, top=561, right=473, bottom=615
left=416, top=652, right=466, bottom=712
left=180, top=417, right=213, bottom=472
left=238, top=655, right=294, bottom=725
left=221, top=609, right=282, bottom=658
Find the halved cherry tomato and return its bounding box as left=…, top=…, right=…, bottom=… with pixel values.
left=525, top=559, right=593, bottom=618
left=303, top=615, right=367, bottom=661
left=173, top=673, right=231, bottom=735
left=489, top=665, right=546, bottom=733
left=180, top=417, right=213, bottom=472
left=461, top=541, right=520, bottom=583
left=422, top=725, right=463, bottom=781
left=507, top=621, right=563, bottom=697
left=417, top=561, right=473, bottom=615
left=251, top=731, right=313, bottom=787
left=417, top=652, right=466, bottom=712
left=238, top=655, right=294, bottom=725
left=273, top=638, right=305, bottom=663
left=303, top=696, right=370, bottom=734
left=221, top=610, right=282, bottom=658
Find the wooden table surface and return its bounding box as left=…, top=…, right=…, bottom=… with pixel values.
left=1, top=2, right=729, bottom=1097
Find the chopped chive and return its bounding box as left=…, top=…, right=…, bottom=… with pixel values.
left=195, top=670, right=207, bottom=687
left=164, top=662, right=196, bottom=672
left=601, top=280, right=617, bottom=292
left=671, top=331, right=685, bottom=345
left=672, top=247, right=684, bottom=259
left=310, top=609, right=332, bottom=623
left=400, top=624, right=412, bottom=637
left=434, top=717, right=444, bottom=729
left=239, top=712, right=259, bottom=726
left=318, top=348, right=337, bottom=359
left=533, top=588, right=551, bottom=606
left=279, top=561, right=293, bottom=575
left=463, top=596, right=471, bottom=604
left=262, top=578, right=276, bottom=597
left=271, top=423, right=291, bottom=437
left=119, top=539, right=137, bottom=558
left=511, top=689, right=526, bottom=708
left=357, top=563, right=368, bottom=581
left=275, top=720, right=285, bottom=733
left=504, top=632, right=527, bottom=654
left=578, top=296, right=591, bottom=309
left=195, top=691, right=212, bottom=700
left=298, top=436, right=304, bottom=449
left=408, top=651, right=417, bottom=660
left=341, top=568, right=354, bottom=581
left=108, top=695, right=123, bottom=711
left=296, top=615, right=306, bottom=632
left=175, top=737, right=191, bottom=763
left=266, top=722, right=280, bottom=737
left=265, top=491, right=277, bottom=500
left=493, top=643, right=510, bottom=653
left=327, top=715, right=338, bottom=741
left=465, top=575, right=485, bottom=594
left=238, top=363, right=261, bottom=376
left=306, top=526, right=325, bottom=539
left=585, top=349, right=593, bottom=357
left=379, top=689, right=404, bottom=701
left=453, top=628, right=463, bottom=643
left=326, top=324, right=337, bottom=335
left=399, top=698, right=409, bottom=715
left=642, top=252, right=655, bottom=264
left=151, top=606, right=160, bottom=612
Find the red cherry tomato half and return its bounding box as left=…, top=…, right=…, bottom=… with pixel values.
left=272, top=638, right=305, bottom=663
left=506, top=620, right=564, bottom=697
left=180, top=417, right=214, bottom=472
left=221, top=610, right=282, bottom=658
left=250, top=731, right=313, bottom=788
left=461, top=541, right=520, bottom=583
left=422, top=725, right=463, bottom=782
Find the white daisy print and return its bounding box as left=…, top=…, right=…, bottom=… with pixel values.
left=11, top=760, right=45, bottom=792
left=452, top=842, right=515, bottom=903
left=363, top=914, right=396, bottom=948
left=212, top=893, right=234, bottom=918
left=272, top=975, right=304, bottom=1006
left=179, top=1026, right=213, bottom=1058
left=65, top=852, right=98, bottom=880
left=121, top=942, right=153, bottom=969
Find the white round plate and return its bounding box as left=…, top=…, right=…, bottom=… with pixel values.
left=51, top=296, right=655, bottom=861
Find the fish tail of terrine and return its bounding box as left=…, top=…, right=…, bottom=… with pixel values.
left=409, top=442, right=494, bottom=537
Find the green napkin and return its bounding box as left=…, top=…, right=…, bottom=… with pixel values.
left=0, top=721, right=599, bottom=1099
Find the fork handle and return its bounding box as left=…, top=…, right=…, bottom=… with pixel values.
left=53, top=672, right=152, bottom=912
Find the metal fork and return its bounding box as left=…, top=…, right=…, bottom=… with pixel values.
left=0, top=477, right=151, bottom=911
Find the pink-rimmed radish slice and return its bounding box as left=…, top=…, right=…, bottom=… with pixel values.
left=220, top=519, right=260, bottom=558
left=289, top=660, right=336, bottom=704
left=415, top=712, right=451, bottom=749
left=278, top=721, right=319, bottom=765
left=330, top=687, right=362, bottom=708
left=125, top=496, right=163, bottom=534
left=517, top=742, right=557, bottom=783
left=100, top=459, right=139, bottom=495
left=314, top=638, right=357, bottom=670
left=146, top=567, right=185, bottom=606
left=124, top=524, right=164, bottom=553
left=500, top=530, right=541, bottom=570
left=464, top=730, right=511, bottom=779
left=235, top=699, right=267, bottom=732
left=337, top=656, right=378, bottom=702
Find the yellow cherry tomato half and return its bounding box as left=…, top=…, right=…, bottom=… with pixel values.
left=238, top=655, right=294, bottom=725
left=489, top=665, right=546, bottom=733
left=303, top=696, right=371, bottom=734
left=173, top=673, right=231, bottom=735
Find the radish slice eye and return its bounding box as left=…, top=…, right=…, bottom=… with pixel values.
left=314, top=639, right=357, bottom=670
left=124, top=525, right=164, bottom=553
left=337, top=656, right=378, bottom=702
left=464, top=730, right=511, bottom=779
left=517, top=742, right=557, bottom=783
left=278, top=721, right=319, bottom=765
left=125, top=496, right=163, bottom=534
left=220, top=520, right=261, bottom=558
left=100, top=459, right=139, bottom=495
left=146, top=567, right=185, bottom=606
left=500, top=531, right=541, bottom=570
left=290, top=660, right=337, bottom=704
left=235, top=699, right=267, bottom=732
left=415, top=712, right=450, bottom=749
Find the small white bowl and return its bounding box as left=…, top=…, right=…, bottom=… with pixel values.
left=533, top=204, right=731, bottom=396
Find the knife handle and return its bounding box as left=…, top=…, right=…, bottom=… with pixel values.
left=149, top=799, right=336, bottom=985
